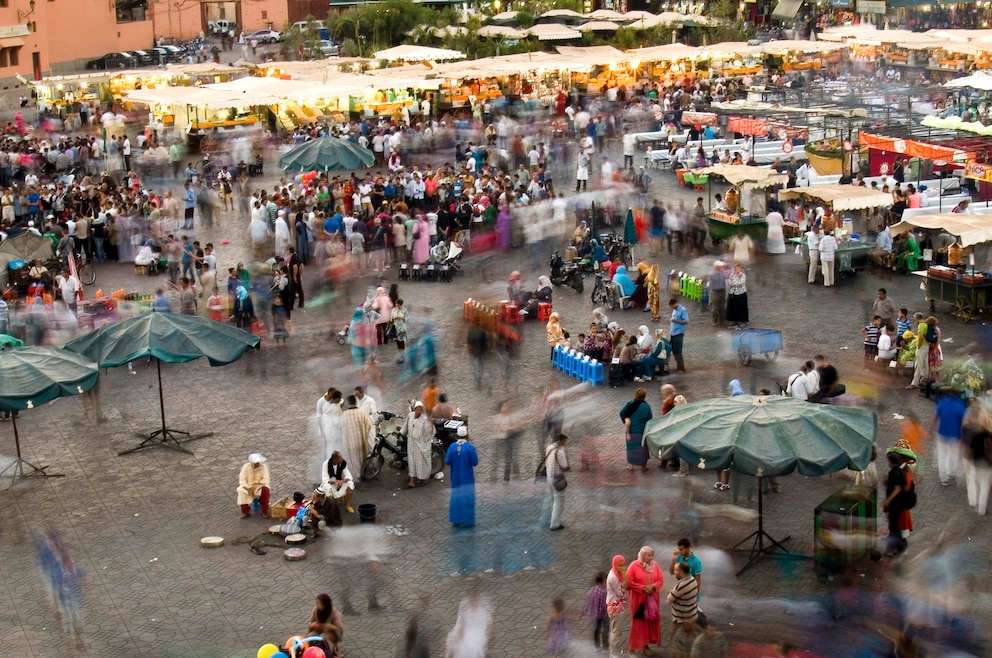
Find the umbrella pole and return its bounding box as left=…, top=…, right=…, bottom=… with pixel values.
left=732, top=474, right=794, bottom=576
left=1, top=413, right=65, bottom=486
left=117, top=358, right=213, bottom=457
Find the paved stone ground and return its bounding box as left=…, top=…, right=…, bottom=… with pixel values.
left=1, top=138, right=991, bottom=657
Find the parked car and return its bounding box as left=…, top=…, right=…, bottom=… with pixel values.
left=305, top=40, right=340, bottom=58
left=151, top=45, right=183, bottom=63
left=85, top=52, right=134, bottom=70
left=209, top=20, right=237, bottom=35
left=246, top=29, right=282, bottom=44
left=129, top=50, right=154, bottom=66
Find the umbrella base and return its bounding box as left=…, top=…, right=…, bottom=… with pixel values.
left=733, top=529, right=794, bottom=576
left=0, top=458, right=65, bottom=488
left=119, top=428, right=214, bottom=456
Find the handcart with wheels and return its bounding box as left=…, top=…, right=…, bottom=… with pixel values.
left=731, top=328, right=782, bottom=365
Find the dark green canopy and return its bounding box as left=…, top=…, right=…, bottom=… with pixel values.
left=278, top=135, right=374, bottom=172
left=623, top=208, right=639, bottom=246
left=64, top=313, right=260, bottom=455
left=0, top=346, right=98, bottom=412
left=0, top=346, right=99, bottom=482
left=643, top=395, right=876, bottom=478
left=64, top=312, right=260, bottom=368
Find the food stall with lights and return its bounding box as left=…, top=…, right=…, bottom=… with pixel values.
left=890, top=212, right=992, bottom=322
left=690, top=164, right=788, bottom=247
left=781, top=185, right=893, bottom=275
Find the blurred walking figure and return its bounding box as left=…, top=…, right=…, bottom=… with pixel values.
left=547, top=597, right=570, bottom=657
left=466, top=322, right=488, bottom=389
left=31, top=523, right=84, bottom=648
left=445, top=595, right=492, bottom=658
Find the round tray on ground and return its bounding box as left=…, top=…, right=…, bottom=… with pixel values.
left=284, top=548, right=306, bottom=561
left=285, top=533, right=307, bottom=545
left=200, top=536, right=224, bottom=548
left=268, top=524, right=282, bottom=535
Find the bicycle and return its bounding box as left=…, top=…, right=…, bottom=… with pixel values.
left=63, top=250, right=95, bottom=286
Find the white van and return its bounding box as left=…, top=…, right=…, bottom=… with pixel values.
left=210, top=20, right=237, bottom=35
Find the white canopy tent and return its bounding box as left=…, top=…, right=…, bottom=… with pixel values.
left=890, top=213, right=992, bottom=247
left=779, top=185, right=894, bottom=212
left=372, top=45, right=466, bottom=62
left=577, top=21, right=620, bottom=33
left=526, top=23, right=582, bottom=41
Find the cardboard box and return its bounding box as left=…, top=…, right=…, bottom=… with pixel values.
left=270, top=497, right=307, bottom=519
left=270, top=497, right=294, bottom=520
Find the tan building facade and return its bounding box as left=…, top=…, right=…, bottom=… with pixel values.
left=0, top=0, right=154, bottom=79
left=150, top=1, right=288, bottom=41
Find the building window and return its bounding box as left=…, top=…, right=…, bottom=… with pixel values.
left=261, top=10, right=267, bottom=19
left=0, top=51, right=7, bottom=68
left=9, top=47, right=18, bottom=66
left=0, top=1, right=8, bottom=7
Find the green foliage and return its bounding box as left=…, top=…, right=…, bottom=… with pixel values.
left=340, top=38, right=359, bottom=58
left=614, top=26, right=637, bottom=50
left=283, top=15, right=323, bottom=60
left=516, top=9, right=536, bottom=29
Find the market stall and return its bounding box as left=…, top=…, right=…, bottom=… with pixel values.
left=780, top=185, right=893, bottom=276
left=891, top=213, right=992, bottom=322
left=692, top=165, right=788, bottom=247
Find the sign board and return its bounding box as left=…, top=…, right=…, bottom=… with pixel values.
left=0, top=25, right=30, bottom=38
left=857, top=0, right=886, bottom=13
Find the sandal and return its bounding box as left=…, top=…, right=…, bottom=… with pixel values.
left=718, top=483, right=730, bottom=491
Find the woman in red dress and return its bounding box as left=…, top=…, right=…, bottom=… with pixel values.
left=626, top=545, right=664, bottom=655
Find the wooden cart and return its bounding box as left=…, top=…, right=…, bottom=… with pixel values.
left=791, top=239, right=872, bottom=275
left=921, top=271, right=992, bottom=323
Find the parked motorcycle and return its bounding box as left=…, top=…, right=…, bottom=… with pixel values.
left=549, top=249, right=584, bottom=294
left=361, top=410, right=445, bottom=480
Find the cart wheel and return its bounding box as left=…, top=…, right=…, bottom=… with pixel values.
left=954, top=296, right=973, bottom=323
left=737, top=343, right=752, bottom=366
left=605, top=291, right=618, bottom=312
left=765, top=350, right=780, bottom=362
left=199, top=136, right=217, bottom=154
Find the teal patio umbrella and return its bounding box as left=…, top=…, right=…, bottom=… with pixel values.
left=0, top=346, right=99, bottom=484
left=643, top=395, right=876, bottom=574
left=65, top=313, right=259, bottom=456
left=623, top=208, right=639, bottom=245
left=278, top=135, right=374, bottom=172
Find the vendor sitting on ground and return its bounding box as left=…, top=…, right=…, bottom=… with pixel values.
left=896, top=232, right=921, bottom=272
left=897, top=330, right=918, bottom=367
left=320, top=451, right=356, bottom=515
left=305, top=483, right=343, bottom=537
left=237, top=453, right=270, bottom=519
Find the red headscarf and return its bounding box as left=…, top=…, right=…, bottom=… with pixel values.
left=612, top=554, right=626, bottom=578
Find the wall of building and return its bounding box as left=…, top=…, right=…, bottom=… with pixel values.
left=149, top=1, right=288, bottom=41
left=0, top=0, right=155, bottom=79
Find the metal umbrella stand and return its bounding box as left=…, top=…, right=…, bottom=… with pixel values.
left=118, top=357, right=213, bottom=457
left=731, top=468, right=794, bottom=576
left=0, top=413, right=65, bottom=484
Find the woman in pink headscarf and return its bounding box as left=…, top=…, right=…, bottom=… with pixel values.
left=607, top=554, right=629, bottom=658
left=412, top=213, right=430, bottom=265
left=626, top=545, right=663, bottom=655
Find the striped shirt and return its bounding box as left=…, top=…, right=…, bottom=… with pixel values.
left=545, top=444, right=568, bottom=488
left=668, top=576, right=698, bottom=623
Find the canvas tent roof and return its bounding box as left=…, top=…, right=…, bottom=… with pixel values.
left=890, top=213, right=992, bottom=247
left=779, top=185, right=894, bottom=211
left=691, top=165, right=789, bottom=190
left=526, top=23, right=582, bottom=41
left=372, top=45, right=466, bottom=61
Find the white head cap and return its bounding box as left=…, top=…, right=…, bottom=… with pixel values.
left=248, top=453, right=266, bottom=464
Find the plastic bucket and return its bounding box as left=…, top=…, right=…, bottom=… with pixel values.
left=357, top=503, right=377, bottom=524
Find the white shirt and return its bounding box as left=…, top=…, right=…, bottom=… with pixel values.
left=818, top=235, right=838, bottom=261
left=60, top=275, right=80, bottom=303
left=786, top=371, right=813, bottom=400
left=623, top=133, right=637, bottom=157
left=806, top=230, right=820, bottom=251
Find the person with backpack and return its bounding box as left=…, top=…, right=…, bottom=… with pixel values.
left=883, top=439, right=917, bottom=557
left=924, top=316, right=943, bottom=381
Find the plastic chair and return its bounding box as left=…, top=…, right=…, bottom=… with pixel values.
left=552, top=346, right=562, bottom=369
left=588, top=360, right=606, bottom=386
left=537, top=302, right=552, bottom=321
left=567, top=351, right=581, bottom=379
left=502, top=302, right=520, bottom=324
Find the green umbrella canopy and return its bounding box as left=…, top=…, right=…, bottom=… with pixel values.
left=278, top=135, right=374, bottom=172
left=623, top=208, right=639, bottom=245
left=64, top=312, right=260, bottom=368
left=0, top=346, right=99, bottom=412
left=643, top=395, right=876, bottom=478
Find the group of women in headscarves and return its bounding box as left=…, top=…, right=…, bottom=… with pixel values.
left=507, top=271, right=553, bottom=319
left=610, top=262, right=660, bottom=316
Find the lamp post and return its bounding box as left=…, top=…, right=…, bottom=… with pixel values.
left=18, top=0, right=36, bottom=31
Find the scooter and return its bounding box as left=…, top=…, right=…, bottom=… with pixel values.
left=361, top=410, right=445, bottom=480
left=433, top=417, right=466, bottom=452
left=549, top=249, right=584, bottom=294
